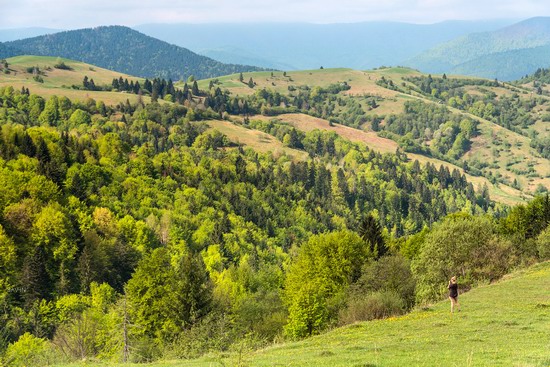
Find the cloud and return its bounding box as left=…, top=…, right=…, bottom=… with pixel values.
left=1, top=0, right=549, bottom=29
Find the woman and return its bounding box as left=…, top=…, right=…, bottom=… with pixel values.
left=448, top=276, right=459, bottom=313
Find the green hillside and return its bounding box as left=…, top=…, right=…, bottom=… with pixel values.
left=56, top=261, right=550, bottom=366
left=195, top=67, right=549, bottom=199
left=1, top=59, right=550, bottom=367
left=0, top=55, right=148, bottom=105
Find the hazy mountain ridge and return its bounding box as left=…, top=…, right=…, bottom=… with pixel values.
left=134, top=20, right=515, bottom=70
left=4, top=26, right=265, bottom=80
left=408, top=17, right=550, bottom=79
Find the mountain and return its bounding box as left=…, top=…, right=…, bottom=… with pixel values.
left=0, top=27, right=62, bottom=42
left=134, top=20, right=515, bottom=70
left=5, top=26, right=264, bottom=80
left=407, top=17, right=550, bottom=80
left=0, top=42, right=21, bottom=59
left=451, top=44, right=550, bottom=80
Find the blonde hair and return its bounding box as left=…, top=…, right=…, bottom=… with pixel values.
left=451, top=276, right=457, bottom=282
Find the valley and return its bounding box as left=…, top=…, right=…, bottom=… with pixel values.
left=1, top=13, right=550, bottom=366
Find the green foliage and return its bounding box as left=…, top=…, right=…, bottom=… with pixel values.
left=283, top=230, right=370, bottom=338
left=3, top=332, right=53, bottom=367
left=358, top=214, right=386, bottom=259
left=536, top=226, right=550, bottom=260
left=381, top=100, right=478, bottom=160
left=126, top=245, right=212, bottom=342
left=405, top=75, right=537, bottom=132
left=338, top=290, right=405, bottom=325
left=0, top=86, right=541, bottom=363
left=351, top=255, right=416, bottom=309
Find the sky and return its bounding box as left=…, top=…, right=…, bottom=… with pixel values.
left=0, top=0, right=548, bottom=29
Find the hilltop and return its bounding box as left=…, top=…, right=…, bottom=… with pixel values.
left=4, top=26, right=264, bottom=80
left=0, top=55, right=149, bottom=105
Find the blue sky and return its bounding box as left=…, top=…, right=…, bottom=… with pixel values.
left=1, top=0, right=549, bottom=28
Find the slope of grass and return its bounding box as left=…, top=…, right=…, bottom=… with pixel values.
left=238, top=261, right=550, bottom=367
left=55, top=261, right=550, bottom=367
left=0, top=55, right=148, bottom=105
left=205, top=119, right=308, bottom=160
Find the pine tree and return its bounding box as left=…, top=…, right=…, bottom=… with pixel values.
left=358, top=214, right=386, bottom=259
left=248, top=77, right=254, bottom=88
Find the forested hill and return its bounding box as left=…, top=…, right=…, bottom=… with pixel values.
left=0, top=42, right=21, bottom=59
left=4, top=26, right=265, bottom=80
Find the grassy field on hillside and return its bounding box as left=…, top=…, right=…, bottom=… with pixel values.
left=56, top=261, right=550, bottom=367
left=205, top=119, right=308, bottom=160
left=0, top=55, right=147, bottom=105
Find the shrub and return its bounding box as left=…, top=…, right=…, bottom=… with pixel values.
left=163, top=312, right=236, bottom=359
left=54, top=59, right=73, bottom=70
left=338, top=291, right=404, bottom=325
left=537, top=227, right=550, bottom=260
left=3, top=332, right=55, bottom=366
left=351, top=255, right=416, bottom=309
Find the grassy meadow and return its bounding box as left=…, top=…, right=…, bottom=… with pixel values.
left=0, top=55, right=148, bottom=105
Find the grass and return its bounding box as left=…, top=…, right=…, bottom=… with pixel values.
left=55, top=261, right=550, bottom=367
left=0, top=55, right=148, bottom=105
left=205, top=119, right=308, bottom=160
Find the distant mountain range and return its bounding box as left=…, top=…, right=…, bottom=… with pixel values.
left=1, top=26, right=264, bottom=80
left=3, top=18, right=550, bottom=80
left=134, top=20, right=515, bottom=71
left=407, top=17, right=550, bottom=80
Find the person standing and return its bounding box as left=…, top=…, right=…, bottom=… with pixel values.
left=448, top=276, right=459, bottom=313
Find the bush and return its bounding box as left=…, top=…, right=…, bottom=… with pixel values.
left=54, top=61, right=73, bottom=70
left=537, top=227, right=550, bottom=260
left=351, top=255, right=416, bottom=309
left=163, top=312, right=236, bottom=359
left=3, top=332, right=55, bottom=366
left=338, top=291, right=404, bottom=325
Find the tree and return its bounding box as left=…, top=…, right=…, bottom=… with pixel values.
left=358, top=214, right=386, bottom=259
left=239, top=73, right=244, bottom=83
left=38, top=96, right=60, bottom=126
left=192, top=81, right=199, bottom=96
left=248, top=78, right=254, bottom=88
left=126, top=246, right=212, bottom=341
left=283, top=230, right=370, bottom=338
